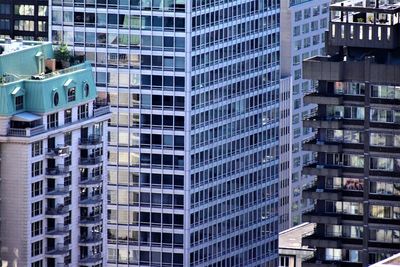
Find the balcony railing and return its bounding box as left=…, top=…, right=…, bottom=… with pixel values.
left=79, top=232, right=103, bottom=244
left=79, top=175, right=103, bottom=186
left=7, top=125, right=45, bottom=137
left=79, top=253, right=103, bottom=264
left=79, top=195, right=102, bottom=206
left=79, top=156, right=103, bottom=165
left=46, top=205, right=69, bottom=216
left=46, top=146, right=70, bottom=157
left=46, top=243, right=70, bottom=255
left=46, top=224, right=69, bottom=235
left=93, top=105, right=110, bottom=117
left=46, top=185, right=70, bottom=196
left=79, top=134, right=102, bottom=146
left=79, top=214, right=103, bottom=225
left=45, top=165, right=70, bottom=176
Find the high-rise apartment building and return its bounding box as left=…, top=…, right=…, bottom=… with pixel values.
left=0, top=39, right=110, bottom=266
left=50, top=1, right=281, bottom=266
left=278, top=0, right=329, bottom=230
left=0, top=1, right=48, bottom=40
left=302, top=1, right=400, bottom=266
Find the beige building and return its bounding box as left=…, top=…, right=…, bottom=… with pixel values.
left=279, top=223, right=315, bottom=267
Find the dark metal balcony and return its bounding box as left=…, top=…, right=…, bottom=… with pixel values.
left=79, top=195, right=102, bottom=206
left=302, top=211, right=342, bottom=225
left=79, top=215, right=103, bottom=225
left=46, top=243, right=70, bottom=256
left=45, top=185, right=70, bottom=196
left=304, top=92, right=343, bottom=105
left=79, top=175, right=103, bottom=186
left=303, top=139, right=342, bottom=153
left=45, top=165, right=69, bottom=177
left=303, top=56, right=400, bottom=85
left=78, top=156, right=103, bottom=166
left=79, top=232, right=103, bottom=245
left=46, top=146, right=70, bottom=158
left=45, top=205, right=69, bottom=217
left=303, top=116, right=343, bottom=129
left=302, top=163, right=343, bottom=177
left=45, top=224, right=69, bottom=236
left=303, top=186, right=342, bottom=201
left=79, top=253, right=103, bottom=265
left=302, top=234, right=342, bottom=248
left=79, top=134, right=102, bottom=146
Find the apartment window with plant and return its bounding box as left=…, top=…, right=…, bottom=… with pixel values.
left=31, top=240, right=42, bottom=257
left=31, top=161, right=43, bottom=176
left=31, top=140, right=43, bottom=157
left=47, top=112, right=58, bottom=129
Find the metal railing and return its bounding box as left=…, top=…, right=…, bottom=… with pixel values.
left=79, top=156, right=103, bottom=165
left=79, top=134, right=102, bottom=145
left=7, top=125, right=45, bottom=137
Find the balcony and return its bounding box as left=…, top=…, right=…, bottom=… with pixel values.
left=303, top=56, right=400, bottom=85
left=304, top=92, right=343, bottom=105
left=45, top=165, right=70, bottom=177
left=93, top=102, right=110, bottom=117
left=7, top=125, right=46, bottom=137
left=46, top=243, right=70, bottom=256
left=46, top=146, right=70, bottom=158
left=303, top=186, right=342, bottom=201
left=303, top=258, right=343, bottom=267
left=302, top=163, right=342, bottom=177
left=79, top=195, right=102, bottom=206
left=79, top=232, right=103, bottom=245
left=79, top=175, right=103, bottom=186
left=45, top=206, right=69, bottom=217
left=46, top=185, right=70, bottom=196
left=303, top=116, right=343, bottom=129
left=302, top=234, right=342, bottom=248
left=303, top=139, right=342, bottom=153
left=79, top=253, right=103, bottom=265
left=78, top=156, right=103, bottom=166
left=79, top=215, right=103, bottom=226
left=46, top=224, right=69, bottom=236
left=302, top=211, right=342, bottom=225
left=79, top=134, right=102, bottom=147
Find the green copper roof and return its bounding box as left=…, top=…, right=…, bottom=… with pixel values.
left=0, top=41, right=96, bottom=116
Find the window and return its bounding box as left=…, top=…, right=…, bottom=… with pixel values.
left=64, top=109, right=72, bottom=124
left=67, top=87, right=76, bottom=102
left=78, top=104, right=89, bottom=120
left=31, top=240, right=42, bottom=257
left=31, top=220, right=42, bottom=237
left=38, top=6, right=47, bottom=16
left=31, top=260, right=43, bottom=267
left=15, top=95, right=23, bottom=110
left=31, top=201, right=42, bottom=217
left=31, top=141, right=43, bottom=157
left=31, top=161, right=43, bottom=177
left=31, top=181, right=43, bottom=197
left=64, top=131, right=72, bottom=146
left=14, top=20, right=34, bottom=31
left=47, top=113, right=58, bottom=129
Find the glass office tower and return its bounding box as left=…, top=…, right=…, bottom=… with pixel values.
left=50, top=0, right=280, bottom=266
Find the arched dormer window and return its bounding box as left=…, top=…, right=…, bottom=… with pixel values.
left=64, top=78, right=76, bottom=102
left=11, top=86, right=24, bottom=110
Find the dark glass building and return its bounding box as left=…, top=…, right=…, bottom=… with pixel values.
left=302, top=0, right=400, bottom=266
left=0, top=0, right=48, bottom=40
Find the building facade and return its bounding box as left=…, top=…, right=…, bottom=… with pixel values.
left=50, top=0, right=281, bottom=266
left=0, top=40, right=110, bottom=266
left=0, top=0, right=48, bottom=40
left=302, top=1, right=400, bottom=266
left=278, top=0, right=330, bottom=230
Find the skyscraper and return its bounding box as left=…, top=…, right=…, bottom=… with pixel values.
left=279, top=0, right=330, bottom=231
left=302, top=0, right=400, bottom=266
left=0, top=0, right=48, bottom=40
left=0, top=40, right=110, bottom=266
left=50, top=0, right=281, bottom=266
